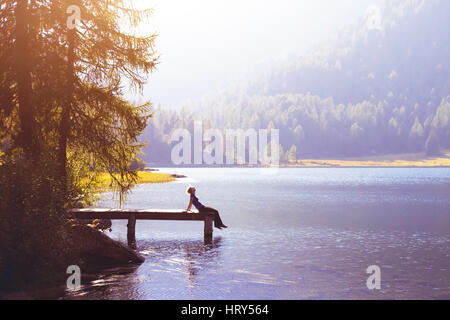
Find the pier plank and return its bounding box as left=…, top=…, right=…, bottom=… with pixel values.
left=68, top=208, right=216, bottom=243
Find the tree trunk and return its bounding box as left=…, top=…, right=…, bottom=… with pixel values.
left=15, top=0, right=38, bottom=159
left=59, top=29, right=75, bottom=191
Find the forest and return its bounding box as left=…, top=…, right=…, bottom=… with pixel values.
left=0, top=0, right=156, bottom=291
left=141, top=0, right=450, bottom=164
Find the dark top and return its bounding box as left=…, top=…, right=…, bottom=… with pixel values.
left=191, top=194, right=205, bottom=209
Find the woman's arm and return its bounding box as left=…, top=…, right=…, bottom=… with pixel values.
left=185, top=197, right=193, bottom=212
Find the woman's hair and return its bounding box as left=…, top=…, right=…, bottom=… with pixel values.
left=186, top=186, right=195, bottom=195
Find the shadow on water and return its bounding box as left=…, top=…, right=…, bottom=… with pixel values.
left=64, top=236, right=223, bottom=300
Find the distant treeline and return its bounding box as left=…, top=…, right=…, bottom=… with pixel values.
left=141, top=0, right=450, bottom=164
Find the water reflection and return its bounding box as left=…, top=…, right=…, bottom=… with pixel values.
left=67, top=168, right=450, bottom=299
left=127, top=234, right=136, bottom=250
left=185, top=238, right=222, bottom=287
left=65, top=236, right=223, bottom=300
left=64, top=264, right=140, bottom=300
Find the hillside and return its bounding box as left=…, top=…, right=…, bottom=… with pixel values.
left=142, top=0, right=450, bottom=164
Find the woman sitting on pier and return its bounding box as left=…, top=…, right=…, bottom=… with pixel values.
left=184, top=186, right=228, bottom=230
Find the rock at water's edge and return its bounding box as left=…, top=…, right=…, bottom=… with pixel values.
left=170, top=174, right=187, bottom=178
left=68, top=225, right=144, bottom=264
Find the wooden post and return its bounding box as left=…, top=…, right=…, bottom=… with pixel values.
left=204, top=215, right=213, bottom=243
left=127, top=214, right=137, bottom=249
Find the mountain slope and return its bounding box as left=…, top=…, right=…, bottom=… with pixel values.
left=142, top=0, right=450, bottom=163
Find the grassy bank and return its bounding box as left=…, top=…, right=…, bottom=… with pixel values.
left=135, top=171, right=176, bottom=183
left=285, top=150, right=450, bottom=168
left=85, top=171, right=175, bottom=191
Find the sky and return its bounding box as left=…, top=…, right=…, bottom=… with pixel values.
left=127, top=0, right=383, bottom=108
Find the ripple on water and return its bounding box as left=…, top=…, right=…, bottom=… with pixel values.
left=64, top=168, right=450, bottom=300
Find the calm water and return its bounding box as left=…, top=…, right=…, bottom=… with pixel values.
left=65, top=168, right=450, bottom=300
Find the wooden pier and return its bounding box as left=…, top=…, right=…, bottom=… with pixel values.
left=68, top=208, right=216, bottom=246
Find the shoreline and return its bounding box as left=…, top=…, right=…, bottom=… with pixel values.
left=147, top=151, right=450, bottom=169
left=283, top=151, right=450, bottom=168
left=149, top=163, right=450, bottom=169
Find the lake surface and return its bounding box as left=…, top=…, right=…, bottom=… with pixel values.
left=65, top=168, right=450, bottom=300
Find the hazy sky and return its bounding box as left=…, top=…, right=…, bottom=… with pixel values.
left=129, top=0, right=383, bottom=107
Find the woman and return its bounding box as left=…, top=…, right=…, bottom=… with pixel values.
left=184, top=186, right=228, bottom=229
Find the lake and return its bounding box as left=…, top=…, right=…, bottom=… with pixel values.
left=64, top=168, right=450, bottom=299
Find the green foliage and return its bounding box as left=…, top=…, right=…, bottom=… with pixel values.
left=130, top=158, right=146, bottom=171
left=0, top=153, right=74, bottom=292
left=0, top=0, right=158, bottom=292
left=143, top=94, right=449, bottom=162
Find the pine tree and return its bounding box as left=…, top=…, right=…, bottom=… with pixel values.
left=0, top=0, right=159, bottom=289
left=425, top=130, right=440, bottom=156
left=287, top=145, right=297, bottom=163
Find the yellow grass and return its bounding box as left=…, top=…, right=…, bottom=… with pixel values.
left=85, top=171, right=175, bottom=191
left=135, top=171, right=176, bottom=184
left=286, top=150, right=450, bottom=168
